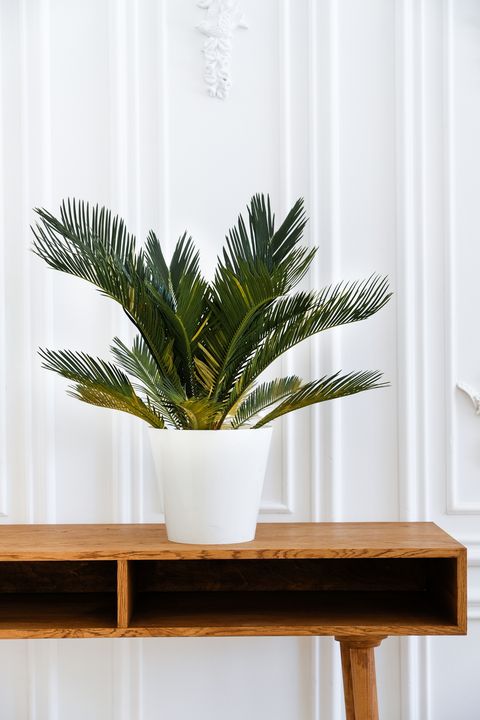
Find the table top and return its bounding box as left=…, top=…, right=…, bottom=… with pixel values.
left=0, top=522, right=464, bottom=560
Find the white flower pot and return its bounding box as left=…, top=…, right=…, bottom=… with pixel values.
left=148, top=428, right=273, bottom=544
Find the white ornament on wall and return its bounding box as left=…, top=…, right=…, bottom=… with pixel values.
left=196, top=0, right=247, bottom=100
left=457, top=382, right=480, bottom=415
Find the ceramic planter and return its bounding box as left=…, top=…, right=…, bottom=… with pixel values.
left=148, top=428, right=273, bottom=544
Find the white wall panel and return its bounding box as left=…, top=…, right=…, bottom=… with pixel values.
left=446, top=0, right=480, bottom=514
left=56, top=640, right=113, bottom=720
left=142, top=637, right=311, bottom=720
left=0, top=0, right=479, bottom=718
left=49, top=0, right=115, bottom=523
left=0, top=642, right=29, bottom=718
left=335, top=0, right=398, bottom=522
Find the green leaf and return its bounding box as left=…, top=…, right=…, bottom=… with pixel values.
left=144, top=231, right=210, bottom=395
left=223, top=275, right=391, bottom=414
left=110, top=336, right=187, bottom=428
left=32, top=200, right=194, bottom=393
left=202, top=195, right=315, bottom=403
left=39, top=348, right=165, bottom=427
left=230, top=376, right=303, bottom=428
left=253, top=371, right=387, bottom=427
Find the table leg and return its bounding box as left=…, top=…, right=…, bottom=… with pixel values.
left=335, top=636, right=386, bottom=720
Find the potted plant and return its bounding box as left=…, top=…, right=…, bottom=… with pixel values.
left=32, top=194, right=391, bottom=544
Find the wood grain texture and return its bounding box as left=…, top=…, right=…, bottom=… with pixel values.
left=340, top=642, right=357, bottom=720
left=126, top=590, right=461, bottom=636
left=0, top=623, right=466, bottom=640
left=337, top=636, right=386, bottom=720
left=0, top=523, right=466, bottom=640
left=0, top=593, right=115, bottom=630
left=117, top=560, right=134, bottom=628
left=0, top=560, right=116, bottom=592
left=457, top=547, right=468, bottom=633
left=133, top=558, right=432, bottom=592
left=0, top=522, right=465, bottom=560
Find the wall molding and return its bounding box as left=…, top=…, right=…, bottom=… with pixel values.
left=0, top=3, right=7, bottom=517
left=443, top=0, right=465, bottom=515
left=309, top=1, right=343, bottom=718
left=309, top=0, right=342, bottom=524
left=109, top=1, right=143, bottom=718
left=277, top=0, right=295, bottom=518
left=395, top=1, right=430, bottom=718
left=442, top=0, right=480, bottom=515
left=19, top=0, right=34, bottom=524
left=22, top=1, right=59, bottom=716
left=109, top=0, right=136, bottom=526
left=27, top=642, right=59, bottom=720
left=458, top=537, right=480, bottom=566
left=468, top=589, right=480, bottom=620
left=112, top=641, right=143, bottom=720
left=459, top=538, right=480, bottom=616
left=395, top=0, right=428, bottom=524
left=34, top=0, right=56, bottom=525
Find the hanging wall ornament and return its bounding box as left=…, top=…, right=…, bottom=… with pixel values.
left=197, top=0, right=248, bottom=100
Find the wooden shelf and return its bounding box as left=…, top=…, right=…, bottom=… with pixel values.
left=0, top=523, right=466, bottom=639
left=0, top=593, right=116, bottom=631
left=129, top=590, right=459, bottom=637
left=0, top=522, right=464, bottom=560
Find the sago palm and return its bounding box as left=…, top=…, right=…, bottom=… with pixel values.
left=32, top=194, right=391, bottom=429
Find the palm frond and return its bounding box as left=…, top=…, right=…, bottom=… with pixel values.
left=253, top=371, right=387, bottom=427
left=270, top=197, right=313, bottom=288
left=145, top=231, right=208, bottom=346
left=110, top=336, right=187, bottom=428
left=32, top=200, right=195, bottom=393
left=143, top=230, right=172, bottom=299
left=39, top=348, right=165, bottom=427
left=32, top=200, right=137, bottom=304
left=230, top=376, right=303, bottom=428
left=222, top=275, right=391, bottom=414
left=202, top=195, right=315, bottom=402
left=213, top=290, right=318, bottom=408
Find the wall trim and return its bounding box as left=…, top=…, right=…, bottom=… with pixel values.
left=441, top=0, right=479, bottom=515
left=19, top=0, right=34, bottom=524
left=27, top=642, right=59, bottom=720
left=108, top=1, right=143, bottom=718
left=458, top=537, right=480, bottom=566
left=37, top=0, right=56, bottom=524
left=468, top=590, right=480, bottom=620
left=395, top=1, right=430, bottom=718
left=0, top=7, right=7, bottom=517
left=277, top=0, right=295, bottom=517
left=309, top=1, right=343, bottom=718
left=26, top=0, right=59, bottom=716
left=395, top=0, right=428, bottom=524
left=308, top=2, right=322, bottom=711
left=109, top=0, right=135, bottom=525
left=309, top=0, right=342, bottom=525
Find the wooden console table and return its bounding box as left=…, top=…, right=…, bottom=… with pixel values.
left=0, top=522, right=466, bottom=720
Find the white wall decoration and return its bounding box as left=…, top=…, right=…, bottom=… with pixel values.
left=457, top=382, right=480, bottom=415
left=196, top=0, right=247, bottom=99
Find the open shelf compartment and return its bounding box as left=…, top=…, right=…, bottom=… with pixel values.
left=119, top=557, right=463, bottom=636
left=0, top=560, right=117, bottom=630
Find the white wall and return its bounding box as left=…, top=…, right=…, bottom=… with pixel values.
left=0, top=0, right=478, bottom=718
